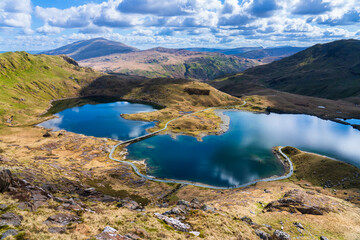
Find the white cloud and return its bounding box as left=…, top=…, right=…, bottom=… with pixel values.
left=0, top=0, right=32, bottom=31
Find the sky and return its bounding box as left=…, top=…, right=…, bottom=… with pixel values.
left=0, top=0, right=359, bottom=51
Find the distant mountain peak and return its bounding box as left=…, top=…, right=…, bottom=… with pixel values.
left=42, top=38, right=139, bottom=61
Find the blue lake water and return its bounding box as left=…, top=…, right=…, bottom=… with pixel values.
left=38, top=101, right=156, bottom=140
left=343, top=119, right=360, bottom=125
left=127, top=111, right=360, bottom=187
left=39, top=100, right=360, bottom=187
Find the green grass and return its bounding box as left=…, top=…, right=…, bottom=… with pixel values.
left=282, top=146, right=360, bottom=189
left=0, top=51, right=100, bottom=125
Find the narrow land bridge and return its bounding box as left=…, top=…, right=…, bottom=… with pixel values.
left=109, top=102, right=295, bottom=189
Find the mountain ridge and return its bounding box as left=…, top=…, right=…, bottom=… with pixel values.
left=41, top=38, right=139, bottom=61
left=212, top=39, right=360, bottom=103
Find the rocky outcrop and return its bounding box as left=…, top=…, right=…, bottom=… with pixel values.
left=255, top=229, right=272, bottom=240
left=0, top=169, right=12, bottom=192
left=264, top=189, right=336, bottom=215
left=94, top=226, right=128, bottom=240
left=0, top=229, right=18, bottom=239
left=44, top=213, right=80, bottom=226
left=273, top=230, right=290, bottom=240
left=0, top=213, right=23, bottom=227
left=154, top=213, right=191, bottom=232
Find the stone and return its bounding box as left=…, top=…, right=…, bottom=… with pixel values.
left=94, top=232, right=127, bottom=240
left=0, top=169, right=12, bottom=193
left=163, top=206, right=186, bottom=215
left=264, top=189, right=335, bottom=215
left=48, top=227, right=66, bottom=234
left=293, top=222, right=304, bottom=230
left=0, top=229, right=18, bottom=240
left=103, top=226, right=118, bottom=233
left=0, top=213, right=23, bottom=227
left=124, top=233, right=141, bottom=239
left=263, top=224, right=272, bottom=230
left=44, top=213, right=79, bottom=226
left=255, top=229, right=273, bottom=240
left=190, top=198, right=202, bottom=209
left=154, top=213, right=191, bottom=232
left=43, top=132, right=51, bottom=137
left=190, top=231, right=201, bottom=237
left=320, top=237, right=329, bottom=240
left=0, top=204, right=8, bottom=210
left=121, top=201, right=143, bottom=211
left=240, top=216, right=253, bottom=225
left=94, top=227, right=127, bottom=240
left=177, top=200, right=190, bottom=207
left=201, top=204, right=215, bottom=212
left=273, top=230, right=291, bottom=240
left=18, top=202, right=37, bottom=212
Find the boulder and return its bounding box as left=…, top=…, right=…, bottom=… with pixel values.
left=320, top=237, right=329, bottom=240
left=0, top=204, right=8, bottom=211
left=0, top=229, right=18, bottom=239
left=0, top=213, right=23, bottom=227
left=293, top=222, right=304, bottom=230
left=273, top=230, right=291, bottom=240
left=201, top=204, right=215, bottom=212
left=264, top=189, right=336, bottom=215
left=0, top=169, right=12, bottom=193
left=154, top=213, right=191, bottom=232
left=177, top=200, right=190, bottom=207
left=163, top=206, right=187, bottom=215
left=94, top=226, right=127, bottom=240
left=48, top=227, right=66, bottom=234
left=255, top=229, right=273, bottom=240
left=119, top=201, right=143, bottom=211
left=44, top=213, right=80, bottom=226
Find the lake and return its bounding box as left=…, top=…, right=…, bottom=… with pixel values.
left=38, top=98, right=156, bottom=140
left=127, top=111, right=360, bottom=187
left=39, top=100, right=360, bottom=187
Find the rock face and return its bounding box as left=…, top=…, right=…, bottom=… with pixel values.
left=44, top=214, right=80, bottom=226
left=0, top=169, right=12, bottom=192
left=273, top=230, right=290, bottom=240
left=255, top=229, right=272, bottom=240
left=154, top=213, right=191, bottom=232
left=264, top=189, right=336, bottom=215
left=94, top=226, right=127, bottom=240
left=0, top=229, right=18, bottom=239
left=0, top=213, right=23, bottom=227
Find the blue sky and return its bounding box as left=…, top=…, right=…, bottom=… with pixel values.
left=0, top=0, right=359, bottom=51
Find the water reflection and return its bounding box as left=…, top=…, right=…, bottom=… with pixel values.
left=38, top=101, right=156, bottom=141
left=127, top=111, right=360, bottom=187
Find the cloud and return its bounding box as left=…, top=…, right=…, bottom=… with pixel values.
left=0, top=0, right=32, bottom=31
left=118, top=0, right=195, bottom=16
left=35, top=5, right=97, bottom=29
left=315, top=10, right=360, bottom=26
left=37, top=24, right=63, bottom=34
left=292, top=0, right=331, bottom=15
left=248, top=0, right=281, bottom=18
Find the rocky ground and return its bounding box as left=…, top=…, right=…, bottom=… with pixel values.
left=0, top=126, right=359, bottom=240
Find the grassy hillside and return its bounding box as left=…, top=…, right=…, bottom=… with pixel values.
left=80, top=75, right=244, bottom=135
left=237, top=47, right=306, bottom=63
left=79, top=49, right=259, bottom=80
left=213, top=39, right=360, bottom=102
left=0, top=52, right=101, bottom=126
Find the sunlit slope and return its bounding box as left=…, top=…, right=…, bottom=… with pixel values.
left=0, top=52, right=101, bottom=125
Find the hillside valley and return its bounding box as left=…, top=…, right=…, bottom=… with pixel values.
left=0, top=41, right=360, bottom=240
left=212, top=39, right=360, bottom=105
